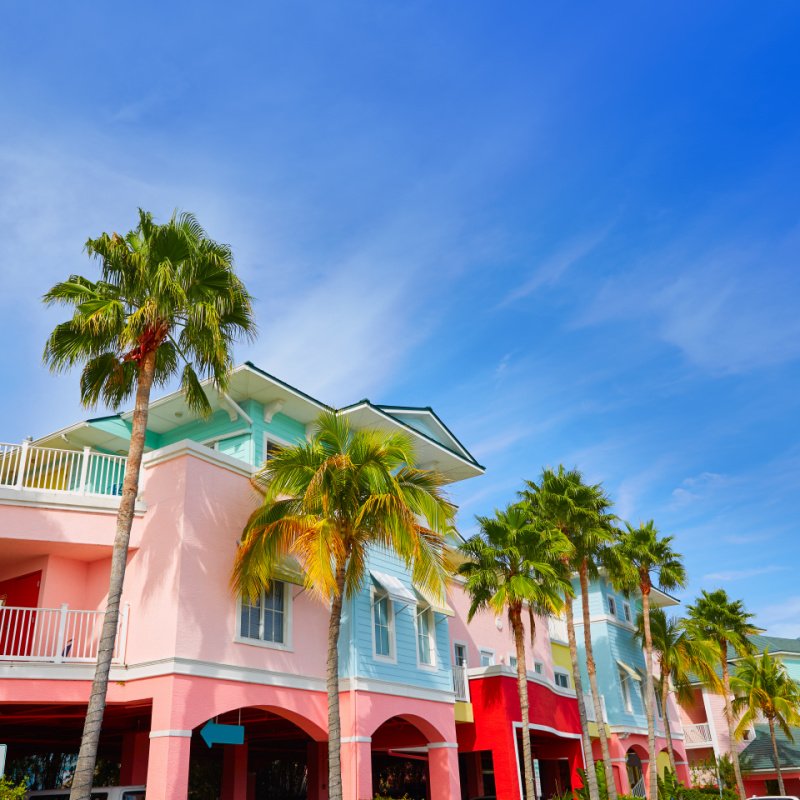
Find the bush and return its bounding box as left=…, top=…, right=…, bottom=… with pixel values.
left=0, top=778, right=28, bottom=800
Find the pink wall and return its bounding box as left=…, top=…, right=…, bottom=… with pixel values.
left=447, top=578, right=556, bottom=679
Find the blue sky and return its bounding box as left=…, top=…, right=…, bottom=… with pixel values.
left=2, top=3, right=799, bottom=631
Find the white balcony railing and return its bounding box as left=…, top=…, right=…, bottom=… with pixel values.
left=548, top=615, right=568, bottom=643
left=583, top=693, right=608, bottom=723
left=0, top=442, right=127, bottom=498
left=683, top=722, right=713, bottom=747
left=453, top=664, right=470, bottom=701
left=0, top=604, right=129, bottom=664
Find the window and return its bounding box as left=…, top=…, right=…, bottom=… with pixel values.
left=639, top=676, right=648, bottom=712
left=416, top=606, right=435, bottom=666
left=263, top=433, right=291, bottom=464
left=240, top=581, right=287, bottom=645
left=623, top=602, right=632, bottom=623
left=373, top=592, right=394, bottom=658
left=554, top=671, right=570, bottom=689
left=619, top=668, right=633, bottom=712
left=454, top=642, right=468, bottom=667
left=479, top=649, right=495, bottom=667
left=655, top=689, right=663, bottom=719
left=608, top=596, right=617, bottom=617
left=534, top=661, right=544, bottom=674
left=509, top=655, right=518, bottom=669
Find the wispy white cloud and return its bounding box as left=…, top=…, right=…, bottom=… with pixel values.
left=703, top=565, right=787, bottom=582
left=755, top=596, right=800, bottom=638
left=670, top=471, right=729, bottom=508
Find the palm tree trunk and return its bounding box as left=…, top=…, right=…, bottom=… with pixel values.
left=511, top=605, right=536, bottom=800
left=720, top=650, right=746, bottom=799
left=768, top=716, right=785, bottom=795
left=327, top=565, right=347, bottom=800
left=661, top=671, right=677, bottom=775
left=579, top=564, right=618, bottom=800
left=70, top=350, right=156, bottom=800
left=566, top=588, right=600, bottom=800
left=641, top=588, right=658, bottom=800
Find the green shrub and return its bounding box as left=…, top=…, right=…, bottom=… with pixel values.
left=0, top=777, right=28, bottom=800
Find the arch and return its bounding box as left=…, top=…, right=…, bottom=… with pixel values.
left=626, top=746, right=646, bottom=792
left=657, top=749, right=671, bottom=777
left=367, top=711, right=448, bottom=744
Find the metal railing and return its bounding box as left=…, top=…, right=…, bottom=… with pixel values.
left=0, top=604, right=129, bottom=663
left=630, top=778, right=646, bottom=797
left=683, top=722, right=713, bottom=747
left=583, top=692, right=608, bottom=722
left=453, top=664, right=470, bottom=701
left=0, top=442, right=127, bottom=497
left=548, top=615, right=568, bottom=643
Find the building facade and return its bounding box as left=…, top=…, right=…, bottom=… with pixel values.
left=0, top=363, right=687, bottom=800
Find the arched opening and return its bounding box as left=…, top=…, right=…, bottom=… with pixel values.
left=657, top=749, right=671, bottom=777
left=626, top=747, right=648, bottom=796
left=190, top=706, right=326, bottom=800
left=370, top=715, right=437, bottom=800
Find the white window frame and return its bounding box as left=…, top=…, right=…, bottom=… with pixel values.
left=370, top=587, right=397, bottom=663
left=509, top=653, right=518, bottom=670
left=263, top=432, right=292, bottom=464
left=234, top=580, right=293, bottom=651
left=607, top=596, right=617, bottom=617
left=554, top=669, right=570, bottom=689
left=479, top=648, right=495, bottom=667
left=655, top=687, right=663, bottom=719
left=453, top=641, right=469, bottom=668
left=534, top=661, right=544, bottom=675
left=623, top=601, right=632, bottom=623
left=619, top=668, right=633, bottom=712
left=203, top=430, right=253, bottom=461
left=415, top=604, right=437, bottom=669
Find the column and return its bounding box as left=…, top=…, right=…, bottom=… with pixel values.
left=428, top=743, right=461, bottom=800
left=340, top=738, right=373, bottom=800
left=307, top=741, right=329, bottom=800
left=120, top=731, right=149, bottom=785
left=490, top=728, right=523, bottom=800
left=145, top=731, right=192, bottom=800
left=221, top=744, right=248, bottom=800
left=568, top=740, right=585, bottom=793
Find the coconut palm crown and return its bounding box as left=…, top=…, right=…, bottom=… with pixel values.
left=232, top=411, right=454, bottom=800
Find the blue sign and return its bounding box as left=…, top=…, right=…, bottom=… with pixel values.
left=200, top=721, right=245, bottom=748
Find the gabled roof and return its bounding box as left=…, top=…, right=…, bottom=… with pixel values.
left=741, top=724, right=800, bottom=771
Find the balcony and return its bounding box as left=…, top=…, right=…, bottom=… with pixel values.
left=452, top=664, right=470, bottom=701
left=0, top=604, right=129, bottom=664
left=0, top=441, right=128, bottom=509
left=683, top=722, right=713, bottom=748
left=548, top=615, right=568, bottom=643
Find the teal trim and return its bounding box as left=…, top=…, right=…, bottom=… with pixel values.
left=87, top=416, right=162, bottom=450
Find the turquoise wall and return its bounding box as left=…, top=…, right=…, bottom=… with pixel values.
left=339, top=547, right=453, bottom=694
left=573, top=577, right=650, bottom=729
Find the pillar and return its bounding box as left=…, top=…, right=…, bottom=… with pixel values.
left=428, top=744, right=460, bottom=800
left=340, top=738, right=373, bottom=800
left=145, top=731, right=192, bottom=800
left=307, top=741, right=329, bottom=800
left=120, top=731, right=149, bottom=785
left=675, top=760, right=690, bottom=786
left=490, top=727, right=523, bottom=800
left=221, top=744, right=248, bottom=800
left=568, top=740, right=584, bottom=792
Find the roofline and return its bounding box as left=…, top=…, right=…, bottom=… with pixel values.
left=243, top=362, right=333, bottom=412
left=337, top=400, right=485, bottom=471
left=377, top=404, right=479, bottom=465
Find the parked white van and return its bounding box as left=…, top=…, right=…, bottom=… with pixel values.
left=26, top=787, right=145, bottom=800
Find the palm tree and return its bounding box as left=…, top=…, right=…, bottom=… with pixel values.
left=522, top=466, right=616, bottom=800
left=459, top=502, right=573, bottom=800
left=611, top=522, right=686, bottom=800
left=731, top=650, right=800, bottom=796
left=43, top=209, right=255, bottom=800
left=232, top=412, right=453, bottom=800
left=637, top=608, right=721, bottom=775
left=686, top=589, right=759, bottom=799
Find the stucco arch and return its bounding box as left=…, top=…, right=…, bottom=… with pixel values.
left=657, top=749, right=671, bottom=777
left=368, top=711, right=449, bottom=744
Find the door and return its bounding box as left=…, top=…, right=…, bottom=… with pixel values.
left=0, top=570, right=42, bottom=657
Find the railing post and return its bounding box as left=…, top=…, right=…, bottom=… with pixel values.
left=54, top=603, right=69, bottom=663
left=117, top=602, right=130, bottom=664
left=14, top=441, right=29, bottom=490
left=78, top=447, right=91, bottom=494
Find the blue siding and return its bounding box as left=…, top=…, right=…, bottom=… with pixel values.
left=339, top=547, right=453, bottom=694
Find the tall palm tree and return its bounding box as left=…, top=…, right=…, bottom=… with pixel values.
left=522, top=467, right=616, bottom=800
left=731, top=650, right=800, bottom=796
left=43, top=209, right=255, bottom=800
left=611, top=522, right=686, bottom=800
left=636, top=608, right=721, bottom=775
left=686, top=589, right=758, bottom=799
left=232, top=412, right=453, bottom=800
left=459, top=502, right=573, bottom=800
